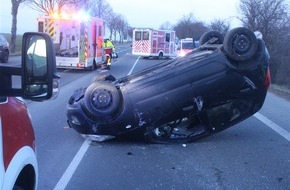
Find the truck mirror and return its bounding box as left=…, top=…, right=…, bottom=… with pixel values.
left=22, top=32, right=60, bottom=100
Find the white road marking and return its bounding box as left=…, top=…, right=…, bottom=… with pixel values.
left=53, top=57, right=140, bottom=190
left=53, top=139, right=90, bottom=190
left=127, top=56, right=140, bottom=75
left=254, top=112, right=290, bottom=142
left=54, top=140, right=90, bottom=190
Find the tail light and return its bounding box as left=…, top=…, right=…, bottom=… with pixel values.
left=265, top=66, right=271, bottom=90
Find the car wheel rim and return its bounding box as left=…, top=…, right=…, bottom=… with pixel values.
left=92, top=89, right=112, bottom=110
left=233, top=34, right=250, bottom=54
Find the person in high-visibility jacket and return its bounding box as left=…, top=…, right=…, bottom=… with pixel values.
left=103, top=39, right=115, bottom=49
left=102, top=39, right=115, bottom=69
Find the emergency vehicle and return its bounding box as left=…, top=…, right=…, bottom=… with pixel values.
left=177, top=38, right=195, bottom=57
left=37, top=12, right=105, bottom=70
left=0, top=32, right=59, bottom=189
left=132, top=28, right=177, bottom=59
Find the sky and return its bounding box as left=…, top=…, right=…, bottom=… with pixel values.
left=0, top=0, right=241, bottom=34
left=107, top=0, right=241, bottom=29
left=0, top=0, right=41, bottom=34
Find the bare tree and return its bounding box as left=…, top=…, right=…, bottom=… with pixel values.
left=10, top=0, right=27, bottom=53
left=173, top=13, right=195, bottom=39
left=27, top=0, right=86, bottom=15
left=91, top=0, right=112, bottom=19
left=239, top=0, right=290, bottom=84
left=239, top=0, right=289, bottom=44
left=209, top=19, right=230, bottom=36
left=173, top=13, right=208, bottom=40
left=74, top=0, right=113, bottom=19
left=159, top=21, right=172, bottom=30
left=29, top=0, right=57, bottom=14
left=115, top=15, right=128, bottom=44
left=106, top=12, right=118, bottom=40
left=126, top=26, right=134, bottom=41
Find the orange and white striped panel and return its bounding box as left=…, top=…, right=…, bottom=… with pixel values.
left=133, top=40, right=150, bottom=53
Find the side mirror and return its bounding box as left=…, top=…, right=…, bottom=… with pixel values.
left=22, top=32, right=60, bottom=100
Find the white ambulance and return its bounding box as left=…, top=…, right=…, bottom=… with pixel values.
left=132, top=28, right=177, bottom=59
left=38, top=12, right=105, bottom=70
left=0, top=33, right=59, bottom=189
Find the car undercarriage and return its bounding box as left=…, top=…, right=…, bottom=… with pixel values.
left=66, top=27, right=271, bottom=143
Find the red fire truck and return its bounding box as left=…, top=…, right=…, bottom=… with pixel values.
left=132, top=28, right=177, bottom=59
left=0, top=32, right=59, bottom=189
left=37, top=12, right=105, bottom=70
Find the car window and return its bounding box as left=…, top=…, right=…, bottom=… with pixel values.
left=135, top=31, right=141, bottom=41
left=182, top=42, right=194, bottom=49
left=143, top=31, right=149, bottom=40
left=0, top=35, right=4, bottom=44
left=0, top=35, right=8, bottom=47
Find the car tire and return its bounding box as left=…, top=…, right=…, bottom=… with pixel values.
left=91, top=62, right=96, bottom=71
left=223, top=27, right=258, bottom=61
left=199, top=31, right=224, bottom=45
left=87, top=60, right=96, bottom=71
left=84, top=81, right=122, bottom=120
left=158, top=52, right=163, bottom=59
left=93, top=72, right=116, bottom=82
left=0, top=49, right=9, bottom=63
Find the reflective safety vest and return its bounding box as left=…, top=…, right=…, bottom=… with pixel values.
left=103, top=40, right=114, bottom=49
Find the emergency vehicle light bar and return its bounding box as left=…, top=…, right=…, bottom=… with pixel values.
left=50, top=11, right=90, bottom=21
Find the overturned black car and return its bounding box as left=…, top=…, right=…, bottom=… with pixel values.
left=67, top=27, right=271, bottom=143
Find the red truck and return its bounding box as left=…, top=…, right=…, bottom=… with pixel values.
left=0, top=32, right=59, bottom=189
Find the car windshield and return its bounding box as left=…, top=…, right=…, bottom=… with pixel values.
left=1, top=0, right=290, bottom=190
left=182, top=42, right=195, bottom=49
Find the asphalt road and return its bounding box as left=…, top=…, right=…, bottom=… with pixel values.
left=11, top=46, right=290, bottom=190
